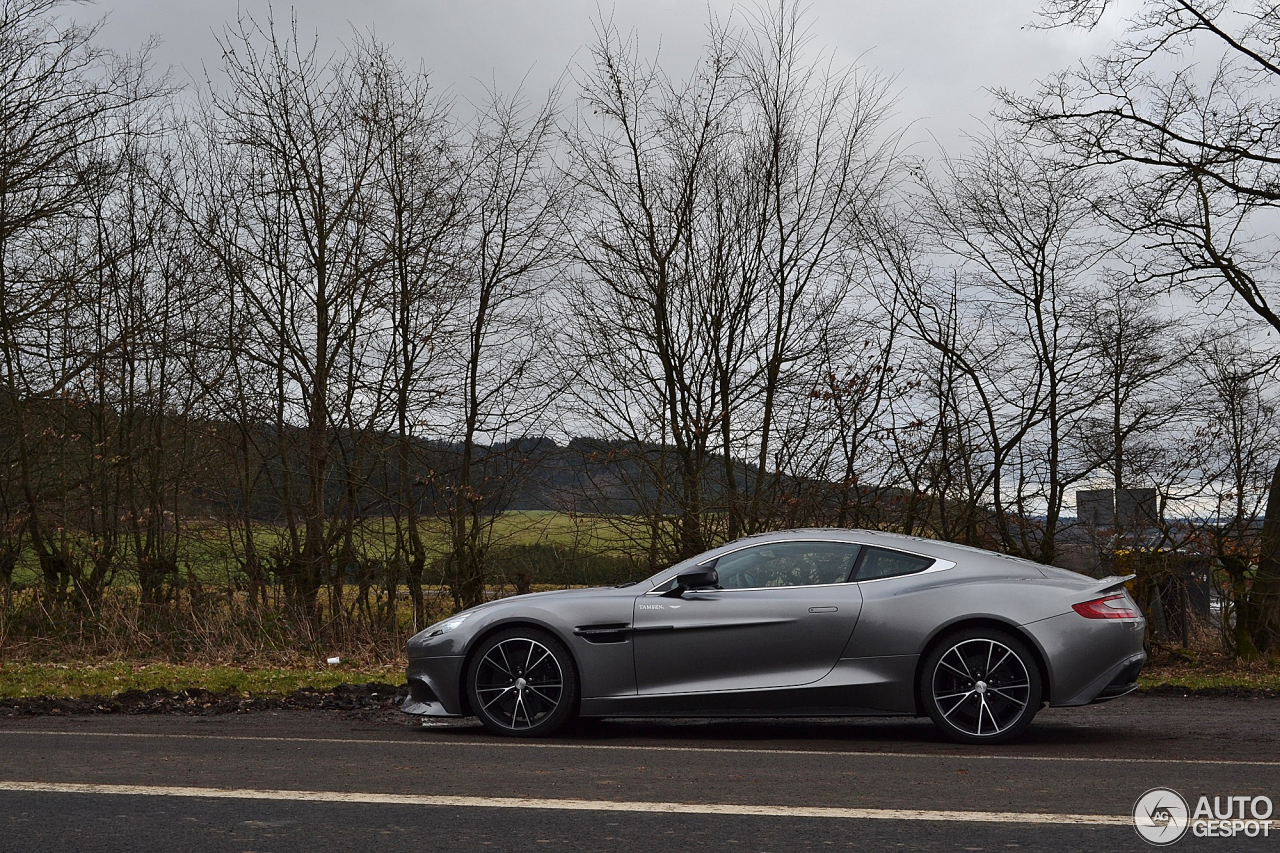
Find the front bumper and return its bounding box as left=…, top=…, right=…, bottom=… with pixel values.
left=401, top=655, right=466, bottom=717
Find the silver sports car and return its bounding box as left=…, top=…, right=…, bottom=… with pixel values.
left=403, top=529, right=1146, bottom=743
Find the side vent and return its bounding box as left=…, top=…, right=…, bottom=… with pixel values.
left=573, top=623, right=631, bottom=644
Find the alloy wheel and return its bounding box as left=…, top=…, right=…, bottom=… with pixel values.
left=472, top=635, right=567, bottom=732
left=930, top=637, right=1032, bottom=739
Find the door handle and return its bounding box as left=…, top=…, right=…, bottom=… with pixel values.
left=808, top=606, right=838, bottom=613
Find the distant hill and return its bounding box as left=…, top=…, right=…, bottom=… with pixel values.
left=190, top=426, right=855, bottom=522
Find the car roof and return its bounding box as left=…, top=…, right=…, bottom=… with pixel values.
left=763, top=528, right=1051, bottom=566
left=714, top=527, right=971, bottom=554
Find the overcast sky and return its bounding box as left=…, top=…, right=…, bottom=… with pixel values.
left=90, top=0, right=1127, bottom=154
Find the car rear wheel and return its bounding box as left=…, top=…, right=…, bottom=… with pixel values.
left=466, top=627, right=578, bottom=737
left=921, top=628, right=1042, bottom=745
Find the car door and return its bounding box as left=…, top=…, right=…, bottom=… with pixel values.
left=632, top=541, right=864, bottom=694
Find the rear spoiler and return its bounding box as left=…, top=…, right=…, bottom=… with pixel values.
left=1087, top=574, right=1135, bottom=596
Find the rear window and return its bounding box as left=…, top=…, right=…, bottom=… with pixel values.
left=853, top=547, right=934, bottom=581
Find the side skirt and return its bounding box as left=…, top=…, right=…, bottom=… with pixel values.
left=581, top=655, right=919, bottom=717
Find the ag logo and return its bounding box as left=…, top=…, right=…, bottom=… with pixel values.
left=1134, top=788, right=1190, bottom=845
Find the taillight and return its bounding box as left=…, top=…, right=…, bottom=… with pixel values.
left=1073, top=594, right=1140, bottom=619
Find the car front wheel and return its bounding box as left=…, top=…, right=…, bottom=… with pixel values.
left=921, top=628, right=1042, bottom=745
left=466, top=627, right=578, bottom=737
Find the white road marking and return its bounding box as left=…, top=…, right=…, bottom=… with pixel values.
left=0, top=780, right=1132, bottom=825
left=1, top=729, right=1276, bottom=767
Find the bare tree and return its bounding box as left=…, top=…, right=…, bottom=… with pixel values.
left=565, top=3, right=897, bottom=562
left=724, top=1, right=899, bottom=536
left=1186, top=333, right=1280, bottom=655
left=362, top=43, right=463, bottom=628
left=440, top=91, right=567, bottom=610
left=1014, top=0, right=1280, bottom=651
left=1076, top=277, right=1187, bottom=506
left=0, top=0, right=164, bottom=604
left=68, top=92, right=212, bottom=606
left=884, top=269, right=1010, bottom=545
left=914, top=130, right=1113, bottom=562
left=563, top=15, right=742, bottom=564
left=190, top=11, right=388, bottom=615
left=781, top=317, right=904, bottom=530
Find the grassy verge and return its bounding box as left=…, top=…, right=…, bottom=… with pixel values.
left=0, top=661, right=403, bottom=700
left=1137, top=651, right=1280, bottom=693
left=1138, top=671, right=1280, bottom=692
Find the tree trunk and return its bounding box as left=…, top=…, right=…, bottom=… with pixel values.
left=1250, top=457, right=1280, bottom=656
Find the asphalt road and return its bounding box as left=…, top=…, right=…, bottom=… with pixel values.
left=1, top=695, right=1277, bottom=851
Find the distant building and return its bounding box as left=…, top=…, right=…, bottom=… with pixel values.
left=1076, top=487, right=1157, bottom=528
left=1077, top=489, right=1114, bottom=528
left=1117, top=488, right=1157, bottom=527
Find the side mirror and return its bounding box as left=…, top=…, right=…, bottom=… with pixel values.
left=663, top=567, right=719, bottom=597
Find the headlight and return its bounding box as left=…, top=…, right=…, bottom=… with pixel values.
left=425, top=613, right=471, bottom=637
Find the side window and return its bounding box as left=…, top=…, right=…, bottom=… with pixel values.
left=714, top=542, right=862, bottom=589
left=853, top=547, right=934, bottom=581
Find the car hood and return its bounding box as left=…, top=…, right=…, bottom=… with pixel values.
left=453, top=585, right=624, bottom=617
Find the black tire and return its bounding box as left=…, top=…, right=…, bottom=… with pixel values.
left=466, top=627, right=579, bottom=737
left=920, top=627, right=1042, bottom=745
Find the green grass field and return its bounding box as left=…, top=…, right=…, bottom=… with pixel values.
left=7, top=510, right=645, bottom=589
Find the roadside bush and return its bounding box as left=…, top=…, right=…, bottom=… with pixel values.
left=483, top=543, right=646, bottom=593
